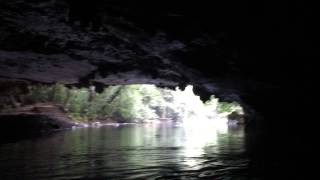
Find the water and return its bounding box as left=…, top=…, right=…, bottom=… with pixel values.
left=0, top=123, right=253, bottom=179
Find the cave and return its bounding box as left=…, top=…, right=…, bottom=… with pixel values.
left=0, top=0, right=317, bottom=179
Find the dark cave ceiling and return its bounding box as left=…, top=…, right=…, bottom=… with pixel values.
left=0, top=0, right=316, bottom=113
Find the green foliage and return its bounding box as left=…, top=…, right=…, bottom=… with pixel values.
left=217, top=101, right=242, bottom=114
left=17, top=83, right=243, bottom=123
left=66, top=88, right=90, bottom=116
left=27, top=85, right=52, bottom=102
left=51, top=83, right=68, bottom=104
left=108, top=85, right=159, bottom=121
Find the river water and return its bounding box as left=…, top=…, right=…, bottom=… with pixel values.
left=0, top=123, right=256, bottom=179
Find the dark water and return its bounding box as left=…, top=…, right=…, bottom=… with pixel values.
left=0, top=123, right=255, bottom=179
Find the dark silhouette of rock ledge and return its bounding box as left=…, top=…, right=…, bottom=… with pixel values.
left=0, top=103, right=85, bottom=143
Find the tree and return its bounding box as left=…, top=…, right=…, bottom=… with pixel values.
left=51, top=83, right=68, bottom=104
left=67, top=88, right=90, bottom=120
left=15, top=84, right=244, bottom=123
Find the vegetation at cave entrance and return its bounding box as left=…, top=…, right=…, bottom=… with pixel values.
left=2, top=84, right=243, bottom=123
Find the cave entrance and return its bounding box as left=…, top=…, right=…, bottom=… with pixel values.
left=1, top=83, right=249, bottom=179
left=2, top=83, right=245, bottom=127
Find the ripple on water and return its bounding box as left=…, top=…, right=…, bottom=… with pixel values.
left=0, top=125, right=253, bottom=180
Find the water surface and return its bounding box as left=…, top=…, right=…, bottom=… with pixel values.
left=0, top=123, right=252, bottom=179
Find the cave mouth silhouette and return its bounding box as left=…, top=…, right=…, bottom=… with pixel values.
left=0, top=83, right=245, bottom=127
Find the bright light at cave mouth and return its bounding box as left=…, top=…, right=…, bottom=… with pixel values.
left=6, top=83, right=244, bottom=128
left=161, top=85, right=244, bottom=128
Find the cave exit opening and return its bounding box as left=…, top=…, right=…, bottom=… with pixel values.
left=2, top=83, right=245, bottom=128
left=1, top=82, right=248, bottom=172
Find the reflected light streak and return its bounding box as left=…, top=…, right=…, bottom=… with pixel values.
left=181, top=117, right=229, bottom=167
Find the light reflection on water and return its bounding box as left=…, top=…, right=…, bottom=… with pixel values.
left=0, top=123, right=250, bottom=179
left=182, top=120, right=229, bottom=168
